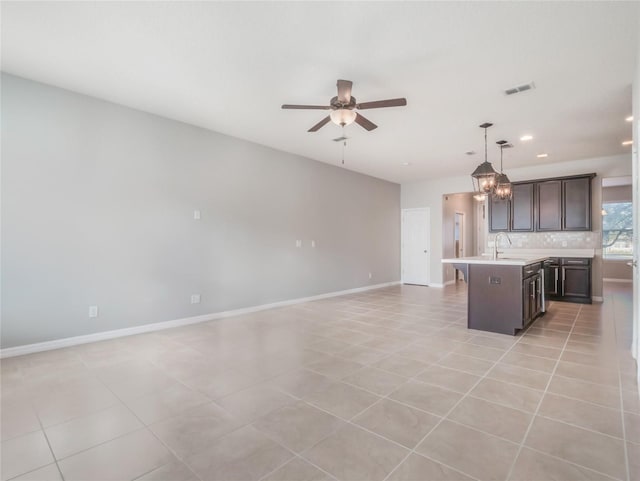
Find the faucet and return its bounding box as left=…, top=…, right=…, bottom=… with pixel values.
left=493, top=232, right=512, bottom=260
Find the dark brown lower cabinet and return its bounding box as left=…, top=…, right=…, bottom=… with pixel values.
left=562, top=266, right=591, bottom=299
left=523, top=272, right=543, bottom=326
left=545, top=257, right=592, bottom=304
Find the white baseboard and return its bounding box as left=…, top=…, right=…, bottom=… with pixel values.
left=592, top=296, right=604, bottom=302
left=428, top=280, right=457, bottom=288
left=603, top=278, right=633, bottom=283
left=0, top=281, right=401, bottom=359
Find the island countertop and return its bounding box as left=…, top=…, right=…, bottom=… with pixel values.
left=442, top=255, right=549, bottom=266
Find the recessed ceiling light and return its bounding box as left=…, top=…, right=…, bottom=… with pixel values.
left=622, top=140, right=633, bottom=146
left=402, top=162, right=411, bottom=166
left=520, top=135, right=533, bottom=141
left=626, top=116, right=633, bottom=122
left=536, top=153, right=548, bottom=158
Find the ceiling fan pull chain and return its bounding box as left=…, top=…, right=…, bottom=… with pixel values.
left=342, top=127, right=346, bottom=164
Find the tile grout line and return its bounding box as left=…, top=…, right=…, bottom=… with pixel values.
left=81, top=373, right=206, bottom=481
left=611, top=291, right=631, bottom=481
left=253, top=344, right=485, bottom=481
left=503, top=304, right=583, bottom=481
left=3, top=287, right=629, bottom=481
left=32, top=405, right=66, bottom=481
left=381, top=311, right=553, bottom=481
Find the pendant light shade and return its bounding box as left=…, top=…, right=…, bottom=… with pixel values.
left=493, top=140, right=512, bottom=200
left=471, top=123, right=498, bottom=194
left=494, top=173, right=512, bottom=199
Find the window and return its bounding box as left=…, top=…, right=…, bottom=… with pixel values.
left=602, top=202, right=633, bottom=259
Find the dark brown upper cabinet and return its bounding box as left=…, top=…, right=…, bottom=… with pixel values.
left=563, top=177, right=592, bottom=231
left=488, top=173, right=595, bottom=233
left=488, top=197, right=510, bottom=232
left=536, top=180, right=562, bottom=231
left=511, top=182, right=535, bottom=232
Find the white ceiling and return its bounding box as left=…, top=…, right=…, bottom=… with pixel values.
left=1, top=2, right=637, bottom=183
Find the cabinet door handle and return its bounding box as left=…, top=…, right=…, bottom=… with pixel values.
left=561, top=268, right=566, bottom=296
left=554, top=270, right=559, bottom=293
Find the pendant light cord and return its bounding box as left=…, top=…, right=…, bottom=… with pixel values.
left=484, top=126, right=488, bottom=163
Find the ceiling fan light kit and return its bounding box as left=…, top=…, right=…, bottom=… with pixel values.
left=282, top=79, right=407, bottom=133
left=329, top=109, right=357, bottom=126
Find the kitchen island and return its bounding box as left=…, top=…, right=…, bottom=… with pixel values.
left=442, top=255, right=548, bottom=335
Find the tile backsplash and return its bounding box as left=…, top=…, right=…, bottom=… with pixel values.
left=488, top=231, right=601, bottom=250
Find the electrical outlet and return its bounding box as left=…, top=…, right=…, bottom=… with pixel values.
left=311, top=240, right=316, bottom=248
left=190, top=294, right=201, bottom=304
left=88, top=305, right=99, bottom=318
left=193, top=210, right=201, bottom=220
left=368, top=272, right=372, bottom=279
left=296, top=240, right=302, bottom=248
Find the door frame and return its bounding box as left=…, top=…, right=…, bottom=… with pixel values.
left=454, top=211, right=465, bottom=281
left=401, top=207, right=431, bottom=286
left=632, top=104, right=639, bottom=389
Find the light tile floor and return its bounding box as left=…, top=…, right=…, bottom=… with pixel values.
left=1, top=282, right=638, bottom=481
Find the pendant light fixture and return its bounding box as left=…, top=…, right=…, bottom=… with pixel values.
left=471, top=123, right=498, bottom=194
left=493, top=140, right=512, bottom=200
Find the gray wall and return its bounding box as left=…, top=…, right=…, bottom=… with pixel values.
left=603, top=184, right=632, bottom=203
left=1, top=74, right=401, bottom=348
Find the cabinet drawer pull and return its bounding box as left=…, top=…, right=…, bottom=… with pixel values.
left=565, top=260, right=586, bottom=264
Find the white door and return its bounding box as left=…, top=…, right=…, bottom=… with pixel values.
left=401, top=208, right=430, bottom=285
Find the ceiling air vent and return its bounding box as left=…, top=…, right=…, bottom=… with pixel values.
left=504, top=82, right=535, bottom=96
left=465, top=150, right=476, bottom=155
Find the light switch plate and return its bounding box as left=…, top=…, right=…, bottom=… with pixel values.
left=191, top=294, right=201, bottom=304
left=88, top=305, right=99, bottom=318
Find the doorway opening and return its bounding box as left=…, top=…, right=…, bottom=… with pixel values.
left=401, top=207, right=430, bottom=286
left=454, top=212, right=465, bottom=281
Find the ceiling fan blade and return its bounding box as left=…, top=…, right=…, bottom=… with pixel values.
left=336, top=79, right=353, bottom=103
left=354, top=113, right=378, bottom=131
left=282, top=104, right=330, bottom=110
left=308, top=116, right=331, bottom=132
left=355, top=98, right=407, bottom=110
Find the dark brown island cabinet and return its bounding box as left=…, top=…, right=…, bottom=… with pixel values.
left=489, top=173, right=595, bottom=233
left=466, top=261, right=544, bottom=335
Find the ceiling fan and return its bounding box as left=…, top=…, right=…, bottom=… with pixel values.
left=282, top=79, right=407, bottom=132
